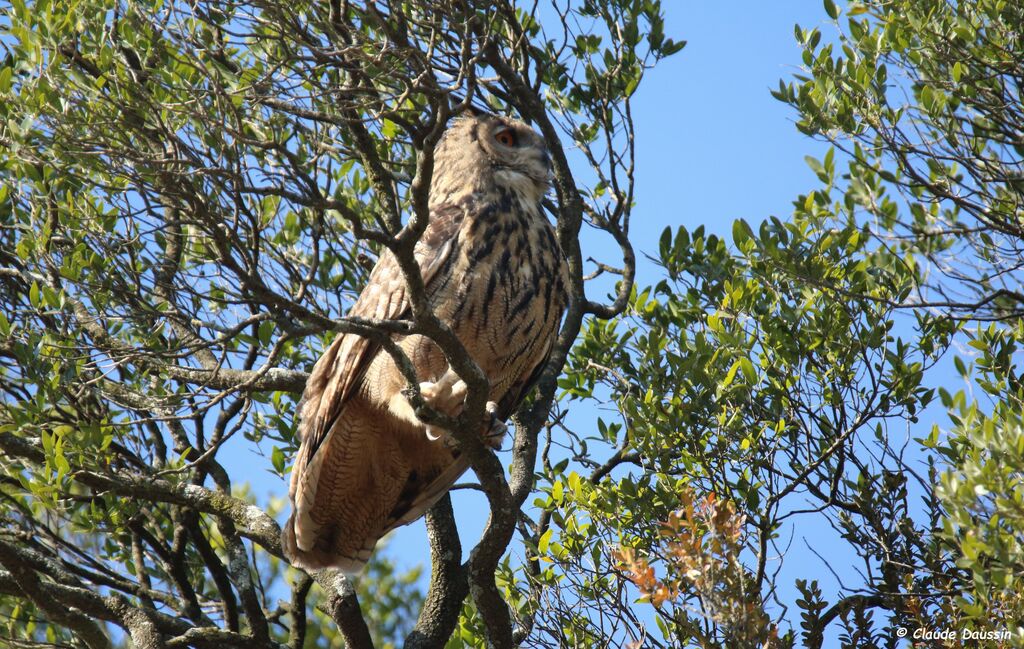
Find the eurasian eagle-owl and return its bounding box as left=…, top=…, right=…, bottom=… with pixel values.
left=282, top=114, right=569, bottom=572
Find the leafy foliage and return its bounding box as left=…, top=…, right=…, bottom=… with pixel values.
left=0, top=0, right=672, bottom=647
left=614, top=488, right=779, bottom=647
left=936, top=330, right=1024, bottom=643
left=775, top=0, right=1024, bottom=322
left=506, top=0, right=1024, bottom=645
left=3, top=0, right=1024, bottom=647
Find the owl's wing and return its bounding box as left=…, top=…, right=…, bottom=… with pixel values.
left=296, top=204, right=465, bottom=461
left=378, top=449, right=470, bottom=535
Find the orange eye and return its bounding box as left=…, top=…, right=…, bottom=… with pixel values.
left=495, top=129, right=518, bottom=147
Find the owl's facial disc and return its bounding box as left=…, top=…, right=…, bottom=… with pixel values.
left=486, top=121, right=551, bottom=196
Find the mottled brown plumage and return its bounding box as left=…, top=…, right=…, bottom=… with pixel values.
left=282, top=114, right=568, bottom=573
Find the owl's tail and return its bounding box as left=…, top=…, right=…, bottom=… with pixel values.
left=281, top=513, right=373, bottom=575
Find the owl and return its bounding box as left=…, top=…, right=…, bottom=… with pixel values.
left=282, top=114, right=569, bottom=572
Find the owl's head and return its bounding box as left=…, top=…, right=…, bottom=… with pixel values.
left=429, top=114, right=551, bottom=207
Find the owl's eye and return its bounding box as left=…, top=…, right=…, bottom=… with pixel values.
left=494, top=128, right=519, bottom=147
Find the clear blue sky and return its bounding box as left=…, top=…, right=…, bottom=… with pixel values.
left=630, top=2, right=829, bottom=246
left=224, top=3, right=899, bottom=644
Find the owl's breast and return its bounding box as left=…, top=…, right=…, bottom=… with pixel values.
left=431, top=202, right=568, bottom=400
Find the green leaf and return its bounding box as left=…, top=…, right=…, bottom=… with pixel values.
left=567, top=471, right=581, bottom=498
left=662, top=39, right=687, bottom=56
left=823, top=0, right=839, bottom=20
left=54, top=442, right=71, bottom=483
left=722, top=360, right=741, bottom=388
left=920, top=84, right=935, bottom=110
left=623, top=74, right=639, bottom=98
left=258, top=320, right=274, bottom=346
left=53, top=425, right=73, bottom=438
left=732, top=219, right=754, bottom=248
left=953, top=355, right=967, bottom=378
left=538, top=528, right=553, bottom=554
left=271, top=446, right=285, bottom=474
left=739, top=358, right=757, bottom=384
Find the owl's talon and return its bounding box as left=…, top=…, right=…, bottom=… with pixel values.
left=425, top=426, right=460, bottom=449
left=423, top=403, right=506, bottom=449
left=484, top=401, right=507, bottom=449
left=424, top=426, right=444, bottom=442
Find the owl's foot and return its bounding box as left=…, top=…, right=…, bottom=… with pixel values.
left=483, top=401, right=507, bottom=450
left=417, top=370, right=506, bottom=449
left=419, top=369, right=468, bottom=417
left=420, top=369, right=467, bottom=443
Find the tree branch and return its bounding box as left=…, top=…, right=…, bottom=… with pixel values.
left=406, top=495, right=467, bottom=649
left=315, top=571, right=375, bottom=649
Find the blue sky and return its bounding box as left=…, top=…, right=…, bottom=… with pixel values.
left=629, top=2, right=830, bottom=247
left=223, top=3, right=918, bottom=644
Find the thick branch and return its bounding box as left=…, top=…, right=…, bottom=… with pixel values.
left=0, top=541, right=111, bottom=649
left=315, top=571, right=375, bottom=649
left=405, top=495, right=467, bottom=649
